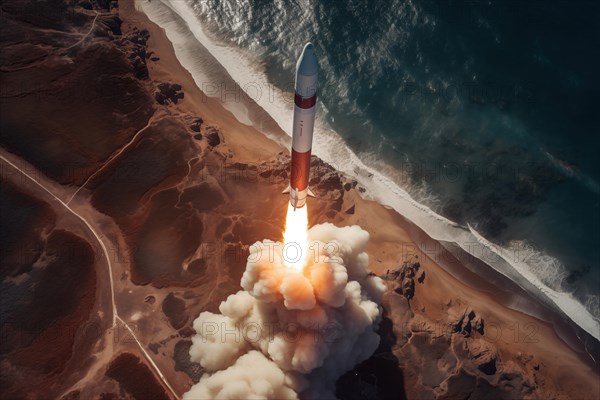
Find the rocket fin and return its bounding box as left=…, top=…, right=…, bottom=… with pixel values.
left=307, top=187, right=316, bottom=197
left=282, top=185, right=291, bottom=194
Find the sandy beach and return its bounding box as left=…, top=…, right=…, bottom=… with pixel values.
left=1, top=0, right=598, bottom=398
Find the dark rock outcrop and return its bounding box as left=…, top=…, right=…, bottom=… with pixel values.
left=98, top=14, right=122, bottom=36
left=161, top=293, right=188, bottom=330
left=132, top=56, right=149, bottom=80
left=174, top=340, right=204, bottom=383
left=128, top=28, right=150, bottom=46
left=155, top=82, right=184, bottom=105
left=466, top=338, right=499, bottom=377
left=401, top=278, right=415, bottom=299
left=190, top=117, right=203, bottom=132
left=449, top=306, right=485, bottom=338
left=382, top=257, right=422, bottom=301
left=205, top=126, right=222, bottom=147
left=178, top=326, right=195, bottom=337
left=479, top=358, right=497, bottom=375
left=123, top=28, right=150, bottom=79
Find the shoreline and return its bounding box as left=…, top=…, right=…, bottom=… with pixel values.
left=122, top=0, right=600, bottom=396
left=127, top=0, right=599, bottom=350
left=0, top=0, right=597, bottom=397
left=133, top=0, right=600, bottom=344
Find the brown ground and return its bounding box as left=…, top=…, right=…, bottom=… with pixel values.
left=0, top=1, right=154, bottom=185
left=0, top=179, right=97, bottom=397
left=0, top=179, right=56, bottom=280
left=105, top=352, right=168, bottom=399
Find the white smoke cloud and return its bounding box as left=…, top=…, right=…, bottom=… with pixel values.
left=184, top=223, right=386, bottom=399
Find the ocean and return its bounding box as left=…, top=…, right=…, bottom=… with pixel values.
left=138, top=0, right=599, bottom=340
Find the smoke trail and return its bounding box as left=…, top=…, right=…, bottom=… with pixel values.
left=184, top=223, right=386, bottom=399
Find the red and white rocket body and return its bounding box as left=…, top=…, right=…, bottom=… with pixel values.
left=283, top=42, right=318, bottom=210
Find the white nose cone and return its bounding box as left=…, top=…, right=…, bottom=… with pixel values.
left=295, top=42, right=319, bottom=98
left=296, top=43, right=319, bottom=76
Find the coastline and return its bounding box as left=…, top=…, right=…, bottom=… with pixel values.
left=1, top=0, right=597, bottom=397
left=134, top=0, right=600, bottom=344
left=120, top=0, right=286, bottom=165
left=122, top=0, right=599, bottom=398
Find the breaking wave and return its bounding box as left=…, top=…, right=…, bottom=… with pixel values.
left=137, top=0, right=600, bottom=342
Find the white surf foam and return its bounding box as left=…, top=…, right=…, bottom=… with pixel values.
left=137, top=0, right=600, bottom=341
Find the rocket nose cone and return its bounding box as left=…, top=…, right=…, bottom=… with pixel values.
left=297, top=42, right=318, bottom=76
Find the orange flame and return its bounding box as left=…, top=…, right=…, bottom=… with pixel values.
left=282, top=203, right=309, bottom=271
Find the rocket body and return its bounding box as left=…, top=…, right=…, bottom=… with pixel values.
left=285, top=43, right=318, bottom=209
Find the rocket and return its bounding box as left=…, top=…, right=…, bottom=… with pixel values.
left=283, top=42, right=318, bottom=210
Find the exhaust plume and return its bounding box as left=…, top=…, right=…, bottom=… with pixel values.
left=184, top=223, right=386, bottom=399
